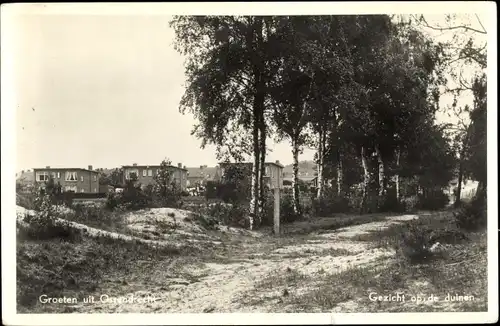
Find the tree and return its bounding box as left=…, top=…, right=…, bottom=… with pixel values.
left=171, top=16, right=276, bottom=229
left=153, top=159, right=179, bottom=203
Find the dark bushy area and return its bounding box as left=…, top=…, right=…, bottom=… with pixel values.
left=377, top=216, right=469, bottom=264
left=312, top=195, right=350, bottom=216
left=454, top=195, right=487, bottom=231
left=415, top=191, right=450, bottom=211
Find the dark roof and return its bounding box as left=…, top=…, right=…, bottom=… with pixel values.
left=218, top=161, right=284, bottom=168
left=33, top=167, right=99, bottom=173
left=121, top=164, right=187, bottom=171
left=186, top=167, right=218, bottom=179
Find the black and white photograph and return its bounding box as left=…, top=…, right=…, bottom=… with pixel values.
left=1, top=2, right=497, bottom=325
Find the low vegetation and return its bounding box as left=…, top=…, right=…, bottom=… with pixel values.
left=248, top=211, right=487, bottom=313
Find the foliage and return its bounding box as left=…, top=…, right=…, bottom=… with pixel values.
left=415, top=190, right=450, bottom=211
left=395, top=219, right=435, bottom=264
left=19, top=191, right=79, bottom=241
left=152, top=159, right=182, bottom=207
left=454, top=194, right=487, bottom=231
left=312, top=187, right=351, bottom=216
left=203, top=202, right=248, bottom=228
left=99, top=168, right=123, bottom=187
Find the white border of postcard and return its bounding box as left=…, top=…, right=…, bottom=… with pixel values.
left=1, top=1, right=498, bottom=325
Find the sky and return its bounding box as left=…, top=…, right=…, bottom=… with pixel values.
left=11, top=10, right=488, bottom=172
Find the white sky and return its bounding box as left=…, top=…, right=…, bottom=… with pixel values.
left=8, top=9, right=488, bottom=172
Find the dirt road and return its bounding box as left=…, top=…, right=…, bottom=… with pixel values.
left=69, top=213, right=419, bottom=313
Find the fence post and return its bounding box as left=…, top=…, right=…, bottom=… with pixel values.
left=274, top=187, right=280, bottom=235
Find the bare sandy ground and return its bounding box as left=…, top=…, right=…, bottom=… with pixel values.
left=41, top=210, right=415, bottom=313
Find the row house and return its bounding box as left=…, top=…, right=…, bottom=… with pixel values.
left=121, top=163, right=188, bottom=191
left=33, top=165, right=100, bottom=193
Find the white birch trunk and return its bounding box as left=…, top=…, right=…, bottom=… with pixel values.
left=395, top=148, right=400, bottom=201
left=375, top=144, right=386, bottom=197
left=292, top=138, right=301, bottom=215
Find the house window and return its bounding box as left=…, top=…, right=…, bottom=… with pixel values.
left=57, top=172, right=60, bottom=179
left=93, top=175, right=97, bottom=181
left=143, top=169, right=147, bottom=177
left=94, top=188, right=97, bottom=192
left=65, top=185, right=77, bottom=192
left=126, top=169, right=139, bottom=180
left=81, top=176, right=84, bottom=182
left=81, top=189, right=85, bottom=193
left=65, top=172, right=78, bottom=181
left=36, top=172, right=49, bottom=182
left=148, top=169, right=152, bottom=177
left=51, top=172, right=57, bottom=179
left=265, top=166, right=270, bottom=176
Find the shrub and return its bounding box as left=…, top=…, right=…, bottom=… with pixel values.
left=312, top=194, right=350, bottom=216
left=415, top=190, right=450, bottom=211
left=280, top=193, right=302, bottom=223
left=396, top=219, right=435, bottom=263
left=105, top=181, right=152, bottom=211
left=377, top=190, right=406, bottom=213
left=454, top=195, right=487, bottom=231
left=196, top=202, right=247, bottom=228
left=205, top=181, right=219, bottom=199
left=19, top=193, right=81, bottom=241
left=400, top=195, right=419, bottom=212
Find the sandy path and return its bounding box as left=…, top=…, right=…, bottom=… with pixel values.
left=69, top=213, right=415, bottom=313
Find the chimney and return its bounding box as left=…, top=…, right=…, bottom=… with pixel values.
left=178, top=163, right=182, bottom=168
left=200, top=165, right=203, bottom=169
left=46, top=166, right=50, bottom=169
left=133, top=163, right=137, bottom=166
left=275, top=160, right=280, bottom=165
left=184, top=165, right=187, bottom=169
left=88, top=165, right=93, bottom=170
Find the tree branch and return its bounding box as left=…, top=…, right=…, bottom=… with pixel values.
left=419, top=15, right=487, bottom=35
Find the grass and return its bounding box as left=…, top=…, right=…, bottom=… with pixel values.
left=16, top=232, right=188, bottom=313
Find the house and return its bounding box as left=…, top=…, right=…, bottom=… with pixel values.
left=121, top=163, right=188, bottom=191
left=186, top=165, right=218, bottom=187
left=33, top=165, right=100, bottom=193
left=217, top=161, right=285, bottom=189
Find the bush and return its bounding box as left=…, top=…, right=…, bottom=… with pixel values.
left=454, top=195, right=487, bottom=231
left=377, top=190, right=406, bottom=213
left=19, top=193, right=81, bottom=241
left=105, top=182, right=152, bottom=211
left=415, top=190, right=450, bottom=211
left=280, top=193, right=302, bottom=223
left=312, top=195, right=350, bottom=216
left=205, top=181, right=218, bottom=199
left=396, top=219, right=435, bottom=263
left=400, top=195, right=419, bottom=212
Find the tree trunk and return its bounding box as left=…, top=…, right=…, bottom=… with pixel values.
left=454, top=147, right=466, bottom=207
left=375, top=144, right=386, bottom=198
left=248, top=16, right=264, bottom=229
left=360, top=146, right=370, bottom=214
left=258, top=112, right=266, bottom=226
left=395, top=148, right=401, bottom=201
left=316, top=126, right=324, bottom=199
left=250, top=126, right=260, bottom=230
left=292, top=136, right=302, bottom=216
left=337, top=148, right=343, bottom=197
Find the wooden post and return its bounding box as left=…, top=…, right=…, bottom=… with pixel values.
left=274, top=186, right=280, bottom=235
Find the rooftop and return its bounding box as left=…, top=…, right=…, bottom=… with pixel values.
left=122, top=164, right=188, bottom=171
left=218, top=161, right=285, bottom=168
left=33, top=167, right=99, bottom=173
